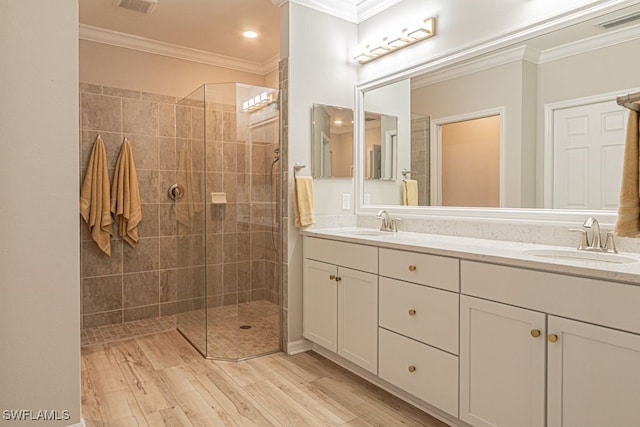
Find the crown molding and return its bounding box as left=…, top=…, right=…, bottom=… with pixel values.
left=79, top=24, right=278, bottom=75
left=274, top=0, right=397, bottom=23
left=411, top=46, right=540, bottom=89
left=539, top=22, right=640, bottom=63
left=357, top=0, right=401, bottom=22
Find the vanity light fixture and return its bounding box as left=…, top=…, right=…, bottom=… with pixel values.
left=354, top=17, right=436, bottom=64
left=242, top=91, right=275, bottom=112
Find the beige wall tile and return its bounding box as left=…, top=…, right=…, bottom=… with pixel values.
left=82, top=275, right=123, bottom=314
left=123, top=237, right=159, bottom=273
left=160, top=269, right=177, bottom=303
left=124, top=305, right=159, bottom=322
left=82, top=240, right=123, bottom=278
left=123, top=271, right=160, bottom=308
left=81, top=93, right=122, bottom=132
left=123, top=98, right=158, bottom=136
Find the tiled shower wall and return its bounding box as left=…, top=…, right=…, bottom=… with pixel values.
left=80, top=83, right=280, bottom=329
left=80, top=83, right=179, bottom=328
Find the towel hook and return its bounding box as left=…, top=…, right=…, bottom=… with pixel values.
left=294, top=163, right=306, bottom=178
left=401, top=168, right=414, bottom=178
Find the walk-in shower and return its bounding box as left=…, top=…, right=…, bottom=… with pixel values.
left=173, top=83, right=281, bottom=360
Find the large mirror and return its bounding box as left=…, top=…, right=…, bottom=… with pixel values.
left=360, top=3, right=640, bottom=211
left=312, top=104, right=353, bottom=178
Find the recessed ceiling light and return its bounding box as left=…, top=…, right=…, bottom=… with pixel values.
left=243, top=30, right=258, bottom=39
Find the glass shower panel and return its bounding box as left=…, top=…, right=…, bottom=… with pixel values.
left=175, top=85, right=207, bottom=356
left=176, top=82, right=281, bottom=361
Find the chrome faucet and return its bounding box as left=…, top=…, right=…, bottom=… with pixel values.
left=569, top=217, right=617, bottom=253
left=376, top=210, right=400, bottom=232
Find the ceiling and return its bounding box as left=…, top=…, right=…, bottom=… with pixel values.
left=79, top=0, right=281, bottom=67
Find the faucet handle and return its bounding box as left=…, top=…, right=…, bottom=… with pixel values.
left=389, top=217, right=401, bottom=232
left=569, top=228, right=589, bottom=250
left=604, top=231, right=618, bottom=254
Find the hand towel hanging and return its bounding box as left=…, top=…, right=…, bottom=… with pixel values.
left=80, top=135, right=113, bottom=256
left=294, top=176, right=315, bottom=227
left=615, top=107, right=640, bottom=237
left=110, top=138, right=142, bottom=247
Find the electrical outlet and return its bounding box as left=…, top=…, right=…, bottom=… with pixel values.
left=342, top=193, right=351, bottom=210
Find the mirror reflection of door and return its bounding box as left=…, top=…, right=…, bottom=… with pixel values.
left=552, top=100, right=625, bottom=210
left=311, top=104, right=353, bottom=178
left=439, top=115, right=501, bottom=207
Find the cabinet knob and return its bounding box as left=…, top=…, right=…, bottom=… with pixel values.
left=335, top=276, right=342, bottom=282
left=408, top=309, right=417, bottom=316
left=408, top=365, right=416, bottom=373
left=530, top=329, right=541, bottom=338
left=408, top=265, right=417, bottom=272
left=548, top=334, right=559, bottom=343
left=329, top=274, right=336, bottom=280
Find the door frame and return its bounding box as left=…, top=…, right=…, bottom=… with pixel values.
left=430, top=107, right=506, bottom=206
left=543, top=87, right=640, bottom=208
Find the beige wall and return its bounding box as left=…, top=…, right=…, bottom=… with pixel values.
left=441, top=116, right=500, bottom=207
left=412, top=60, right=534, bottom=207
left=0, top=1, right=81, bottom=425
left=80, top=40, right=276, bottom=99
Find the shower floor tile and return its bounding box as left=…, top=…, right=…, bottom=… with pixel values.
left=177, top=299, right=280, bottom=360
left=81, top=315, right=176, bottom=347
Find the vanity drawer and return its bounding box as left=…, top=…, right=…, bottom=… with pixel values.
left=379, top=328, right=459, bottom=417
left=379, top=277, right=459, bottom=354
left=304, top=237, right=377, bottom=273
left=379, top=248, right=459, bottom=292
left=461, top=260, right=640, bottom=335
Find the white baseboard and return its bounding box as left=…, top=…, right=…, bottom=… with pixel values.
left=286, top=338, right=313, bottom=355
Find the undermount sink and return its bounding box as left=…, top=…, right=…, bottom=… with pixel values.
left=523, top=248, right=639, bottom=264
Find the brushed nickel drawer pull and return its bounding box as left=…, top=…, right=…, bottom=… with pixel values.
left=408, top=265, right=417, bottom=272
left=408, top=365, right=416, bottom=373
left=530, top=329, right=541, bottom=338
left=548, top=334, right=558, bottom=343
left=329, top=274, right=336, bottom=280
left=335, top=276, right=342, bottom=282
left=408, top=309, right=417, bottom=316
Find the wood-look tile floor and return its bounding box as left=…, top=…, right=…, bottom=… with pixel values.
left=82, top=330, right=450, bottom=427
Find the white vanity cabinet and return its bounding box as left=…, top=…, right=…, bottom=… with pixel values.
left=378, top=248, right=460, bottom=417
left=547, top=316, right=640, bottom=427
left=303, top=238, right=379, bottom=373
left=459, top=295, right=546, bottom=427
left=461, top=260, right=640, bottom=427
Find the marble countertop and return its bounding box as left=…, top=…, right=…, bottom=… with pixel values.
left=300, top=227, right=640, bottom=284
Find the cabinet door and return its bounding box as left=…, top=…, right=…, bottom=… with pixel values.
left=303, top=259, right=337, bottom=352
left=338, top=267, right=378, bottom=373
left=548, top=316, right=640, bottom=427
left=460, top=296, right=546, bottom=427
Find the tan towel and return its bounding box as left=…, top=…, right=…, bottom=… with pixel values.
left=110, top=139, right=142, bottom=247
left=80, top=136, right=113, bottom=256
left=615, top=107, right=640, bottom=237
left=176, top=143, right=204, bottom=236
left=294, top=176, right=315, bottom=227
left=403, top=179, right=418, bottom=206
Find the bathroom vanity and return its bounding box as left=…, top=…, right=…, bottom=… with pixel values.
left=300, top=228, right=640, bottom=427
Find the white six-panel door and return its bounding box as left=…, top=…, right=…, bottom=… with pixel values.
left=553, top=101, right=626, bottom=209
